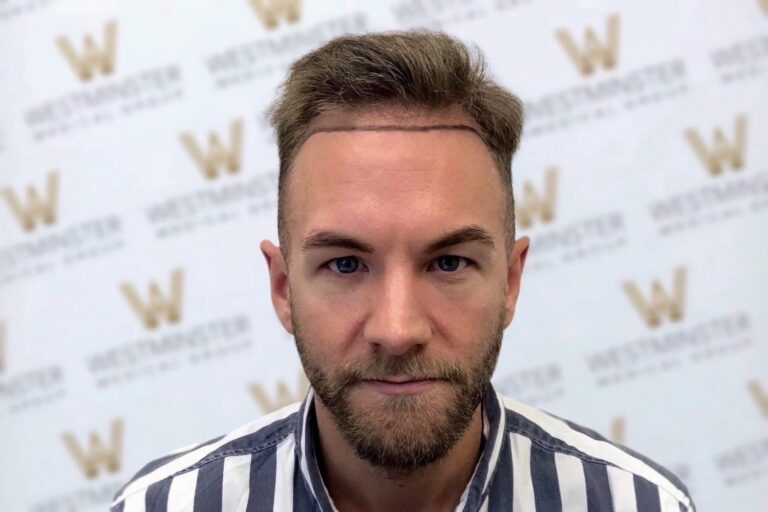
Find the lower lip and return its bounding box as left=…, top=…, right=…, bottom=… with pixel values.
left=361, top=379, right=439, bottom=395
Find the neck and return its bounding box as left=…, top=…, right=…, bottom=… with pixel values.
left=313, top=398, right=484, bottom=512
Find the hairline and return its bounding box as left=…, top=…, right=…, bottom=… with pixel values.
left=278, top=120, right=515, bottom=262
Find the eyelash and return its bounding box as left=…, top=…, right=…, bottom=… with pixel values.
left=322, top=255, right=475, bottom=275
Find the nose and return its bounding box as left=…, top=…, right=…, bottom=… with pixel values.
left=363, top=268, right=432, bottom=356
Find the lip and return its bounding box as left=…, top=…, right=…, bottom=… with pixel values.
left=360, top=378, right=439, bottom=395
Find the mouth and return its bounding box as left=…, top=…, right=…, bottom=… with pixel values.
left=360, top=377, right=441, bottom=395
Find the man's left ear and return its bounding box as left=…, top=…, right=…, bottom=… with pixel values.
left=504, top=236, right=529, bottom=327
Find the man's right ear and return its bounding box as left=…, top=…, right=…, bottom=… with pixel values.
left=260, top=240, right=294, bottom=334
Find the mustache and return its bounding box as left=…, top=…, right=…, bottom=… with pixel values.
left=333, top=354, right=466, bottom=388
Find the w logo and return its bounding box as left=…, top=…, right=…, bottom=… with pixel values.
left=622, top=267, right=686, bottom=328
left=515, top=167, right=558, bottom=229
left=180, top=119, right=244, bottom=180
left=249, top=373, right=309, bottom=414
left=609, top=416, right=626, bottom=445
left=2, top=172, right=59, bottom=232
left=748, top=381, right=768, bottom=420
left=62, top=418, right=124, bottom=479
left=685, top=115, right=747, bottom=176
left=250, top=0, right=301, bottom=30
left=555, top=14, right=620, bottom=76
left=56, top=21, right=118, bottom=82
left=121, top=269, right=184, bottom=330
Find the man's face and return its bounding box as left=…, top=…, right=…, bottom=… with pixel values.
left=262, top=107, right=528, bottom=473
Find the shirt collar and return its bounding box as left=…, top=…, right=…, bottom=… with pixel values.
left=293, top=383, right=507, bottom=512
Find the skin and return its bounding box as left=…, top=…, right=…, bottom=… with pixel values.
left=261, top=106, right=529, bottom=512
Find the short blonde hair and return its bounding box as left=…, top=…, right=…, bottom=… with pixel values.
left=269, top=30, right=524, bottom=251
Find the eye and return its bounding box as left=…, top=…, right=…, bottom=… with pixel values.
left=328, top=256, right=362, bottom=274
left=431, top=255, right=470, bottom=273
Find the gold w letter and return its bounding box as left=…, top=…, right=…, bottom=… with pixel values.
left=555, top=14, right=620, bottom=76
left=610, top=416, right=626, bottom=444
left=56, top=21, right=117, bottom=82
left=748, top=381, right=768, bottom=420
left=623, top=267, right=686, bottom=328
left=685, top=115, right=747, bottom=176
left=249, top=373, right=309, bottom=414
left=250, top=0, right=301, bottom=29
left=121, top=269, right=184, bottom=330
left=2, top=172, right=59, bottom=232
left=62, top=418, right=123, bottom=479
left=515, top=167, right=558, bottom=229
left=180, top=119, right=244, bottom=180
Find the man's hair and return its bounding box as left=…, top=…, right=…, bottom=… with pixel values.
left=269, top=30, right=524, bottom=253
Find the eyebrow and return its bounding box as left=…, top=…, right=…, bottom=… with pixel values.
left=301, top=225, right=495, bottom=254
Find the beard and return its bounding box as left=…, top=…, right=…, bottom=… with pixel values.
left=292, top=306, right=505, bottom=475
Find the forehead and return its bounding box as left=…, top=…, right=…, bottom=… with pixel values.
left=285, top=108, right=506, bottom=248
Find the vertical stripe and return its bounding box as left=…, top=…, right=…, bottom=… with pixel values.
left=193, top=458, right=225, bottom=511
left=478, top=497, right=490, bottom=512
left=530, top=443, right=562, bottom=512
left=459, top=393, right=505, bottom=511
left=117, top=405, right=299, bottom=503
left=300, top=406, right=337, bottom=512
left=510, top=433, right=536, bottom=512
left=273, top=436, right=296, bottom=511
left=297, top=393, right=318, bottom=503
left=111, top=501, right=125, bottom=512
left=582, top=460, right=614, bottom=512
left=124, top=487, right=147, bottom=512
left=123, top=435, right=225, bottom=494
left=246, top=446, right=278, bottom=512
left=145, top=478, right=172, bottom=512
left=167, top=468, right=199, bottom=512
left=679, top=502, right=687, bottom=512
left=607, top=466, right=637, bottom=512
left=634, top=475, right=661, bottom=512
left=562, top=418, right=689, bottom=500
left=222, top=454, right=252, bottom=512
left=480, top=390, right=507, bottom=492
left=659, top=488, right=683, bottom=512
left=500, top=396, right=691, bottom=507
left=554, top=453, right=587, bottom=511
left=292, top=456, right=315, bottom=511
left=486, top=433, right=513, bottom=511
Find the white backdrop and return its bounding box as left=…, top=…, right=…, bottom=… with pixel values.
left=1, top=0, right=767, bottom=510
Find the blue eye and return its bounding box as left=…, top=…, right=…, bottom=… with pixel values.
left=331, top=257, right=360, bottom=274
left=325, top=256, right=469, bottom=275
left=434, top=255, right=468, bottom=272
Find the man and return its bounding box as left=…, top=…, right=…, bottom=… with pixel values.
left=112, top=31, right=694, bottom=511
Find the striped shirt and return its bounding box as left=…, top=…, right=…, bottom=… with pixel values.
left=111, top=385, right=695, bottom=511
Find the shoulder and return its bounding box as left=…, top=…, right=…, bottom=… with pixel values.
left=497, top=393, right=696, bottom=511
left=110, top=401, right=301, bottom=511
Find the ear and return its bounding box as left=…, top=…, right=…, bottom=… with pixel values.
left=260, top=240, right=294, bottom=334
left=503, top=236, right=529, bottom=327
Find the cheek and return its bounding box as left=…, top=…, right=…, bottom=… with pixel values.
left=292, top=284, right=365, bottom=353
left=433, top=295, right=501, bottom=340
left=421, top=280, right=506, bottom=342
